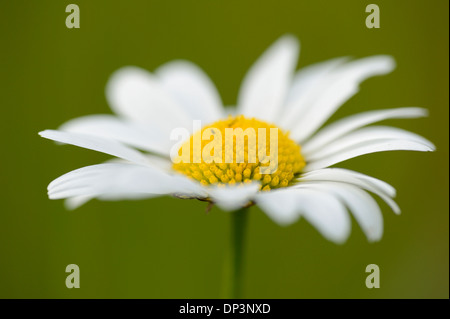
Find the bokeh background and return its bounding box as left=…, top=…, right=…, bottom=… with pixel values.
left=0, top=0, right=448, bottom=298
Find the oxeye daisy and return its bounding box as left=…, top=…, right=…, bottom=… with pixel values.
left=40, top=35, right=434, bottom=297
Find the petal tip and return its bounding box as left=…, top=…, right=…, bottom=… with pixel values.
left=374, top=54, right=396, bottom=73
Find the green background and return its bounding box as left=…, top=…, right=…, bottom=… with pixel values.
left=0, top=0, right=448, bottom=298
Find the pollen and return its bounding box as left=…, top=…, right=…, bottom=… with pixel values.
left=172, top=115, right=305, bottom=191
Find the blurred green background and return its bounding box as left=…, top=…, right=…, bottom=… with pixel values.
left=0, top=0, right=448, bottom=298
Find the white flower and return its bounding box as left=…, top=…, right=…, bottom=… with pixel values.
left=40, top=35, right=435, bottom=244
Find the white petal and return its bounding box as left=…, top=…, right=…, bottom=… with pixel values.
left=331, top=184, right=383, bottom=242
left=65, top=195, right=93, bottom=210
left=288, top=55, right=396, bottom=142
left=207, top=182, right=260, bottom=211
left=144, top=154, right=173, bottom=172
left=299, top=168, right=395, bottom=197
left=256, top=187, right=351, bottom=243
left=39, top=130, right=150, bottom=165
left=106, top=66, right=193, bottom=132
left=66, top=192, right=164, bottom=210
left=63, top=155, right=175, bottom=210
left=303, top=107, right=428, bottom=154
left=297, top=168, right=400, bottom=214
left=301, top=182, right=383, bottom=242
left=155, top=60, right=224, bottom=124
left=63, top=156, right=174, bottom=210
left=48, top=163, right=206, bottom=200
left=237, top=35, right=299, bottom=122
left=254, top=189, right=301, bottom=225
left=103, top=156, right=174, bottom=173
left=286, top=57, right=349, bottom=104
left=59, top=114, right=171, bottom=155
left=97, top=192, right=159, bottom=201
left=305, top=126, right=435, bottom=161
left=304, top=139, right=434, bottom=172
left=278, top=57, right=348, bottom=128
left=294, top=188, right=351, bottom=244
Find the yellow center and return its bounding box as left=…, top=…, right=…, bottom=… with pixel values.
left=173, top=115, right=305, bottom=191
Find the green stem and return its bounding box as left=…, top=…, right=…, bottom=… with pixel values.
left=224, top=207, right=249, bottom=299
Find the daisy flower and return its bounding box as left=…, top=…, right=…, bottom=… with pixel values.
left=40, top=35, right=434, bottom=246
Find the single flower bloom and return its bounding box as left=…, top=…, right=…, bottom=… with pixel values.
left=40, top=35, right=434, bottom=244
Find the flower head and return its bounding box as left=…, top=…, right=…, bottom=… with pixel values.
left=40, top=35, right=435, bottom=243
left=172, top=115, right=305, bottom=190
